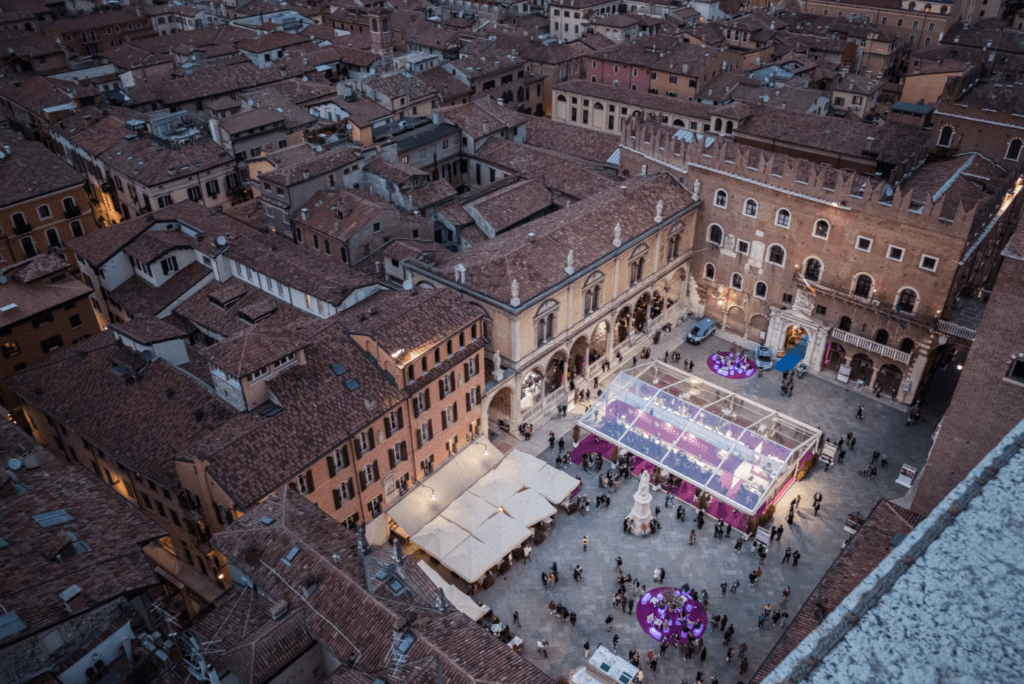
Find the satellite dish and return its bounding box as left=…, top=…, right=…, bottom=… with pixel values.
left=0, top=275, right=7, bottom=284
left=8, top=458, right=22, bottom=471
left=141, top=350, right=156, bottom=362
left=216, top=236, right=227, bottom=246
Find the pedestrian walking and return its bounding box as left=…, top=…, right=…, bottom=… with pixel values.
left=700, top=647, right=707, bottom=661
left=772, top=609, right=781, bottom=627
left=792, top=550, right=801, bottom=567
left=524, top=545, right=532, bottom=562
left=538, top=640, right=549, bottom=658
left=558, top=438, right=565, bottom=454
left=748, top=571, right=756, bottom=586
left=782, top=547, right=792, bottom=564
left=726, top=647, right=734, bottom=663
left=856, top=405, right=864, bottom=420
left=513, top=611, right=520, bottom=625
left=549, top=432, right=555, bottom=448
left=776, top=525, right=784, bottom=542
left=720, top=582, right=728, bottom=596
left=795, top=494, right=801, bottom=509
left=541, top=571, right=548, bottom=588
left=782, top=585, right=791, bottom=602
left=583, top=536, right=589, bottom=552
left=605, top=615, right=614, bottom=631
left=613, top=634, right=620, bottom=652
left=740, top=657, right=749, bottom=674
left=628, top=597, right=635, bottom=614
left=570, top=612, right=577, bottom=628
left=725, top=523, right=732, bottom=537
left=689, top=529, right=697, bottom=545
left=850, top=436, right=857, bottom=450
left=730, top=579, right=740, bottom=593
left=659, top=641, right=667, bottom=658
left=584, top=641, right=590, bottom=659
left=754, top=567, right=762, bottom=581
left=786, top=511, right=794, bottom=526
left=781, top=611, right=790, bottom=626
left=720, top=615, right=728, bottom=632
left=735, top=538, right=743, bottom=553
left=650, top=655, right=658, bottom=672
left=814, top=501, right=821, bottom=516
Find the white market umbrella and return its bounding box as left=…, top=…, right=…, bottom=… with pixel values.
left=502, top=488, right=557, bottom=526
left=440, top=492, right=498, bottom=533
left=441, top=535, right=503, bottom=584
left=468, top=470, right=523, bottom=507
left=503, top=449, right=547, bottom=478
left=492, top=458, right=542, bottom=487
left=411, top=516, right=470, bottom=559
left=473, top=511, right=533, bottom=554
left=526, top=464, right=580, bottom=505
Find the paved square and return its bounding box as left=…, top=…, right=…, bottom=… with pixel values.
left=475, top=329, right=934, bottom=683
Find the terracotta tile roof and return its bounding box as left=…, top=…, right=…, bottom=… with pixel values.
left=199, top=323, right=307, bottom=378
left=175, top=278, right=308, bottom=338
left=0, top=136, right=86, bottom=208
left=6, top=331, right=237, bottom=488
left=524, top=118, right=619, bottom=166
left=254, top=78, right=337, bottom=106
left=417, top=65, right=472, bottom=101
left=362, top=71, right=437, bottom=101
left=0, top=423, right=162, bottom=649
left=438, top=97, right=529, bottom=139
left=100, top=136, right=234, bottom=188
left=218, top=108, right=288, bottom=135
left=363, top=156, right=429, bottom=185
left=260, top=147, right=360, bottom=187
left=123, top=229, right=194, bottom=264
left=294, top=189, right=389, bottom=242
left=415, top=173, right=695, bottom=306
left=475, top=137, right=614, bottom=201
left=194, top=318, right=406, bottom=507
left=109, top=260, right=212, bottom=318
left=465, top=178, right=553, bottom=234
left=204, top=488, right=556, bottom=684
left=437, top=200, right=474, bottom=227
left=750, top=500, right=920, bottom=684
left=339, top=288, right=484, bottom=366
left=0, top=258, right=91, bottom=329
left=408, top=179, right=458, bottom=209
left=236, top=31, right=311, bottom=53
left=64, top=110, right=138, bottom=157
left=110, top=316, right=187, bottom=345
left=224, top=232, right=377, bottom=306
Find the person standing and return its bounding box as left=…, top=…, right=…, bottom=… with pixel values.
left=786, top=510, right=795, bottom=526
left=605, top=615, right=614, bottom=631
left=776, top=525, right=784, bottom=542
left=513, top=611, right=520, bottom=626
left=720, top=615, right=728, bottom=632
left=772, top=609, right=781, bottom=627
left=583, top=536, right=589, bottom=552
left=726, top=647, right=734, bottom=663
left=735, top=538, right=743, bottom=553
left=538, top=640, right=549, bottom=658
left=570, top=612, right=577, bottom=628
left=524, top=545, right=532, bottom=562
left=748, top=571, right=757, bottom=586
left=730, top=579, right=740, bottom=593
left=613, top=634, right=620, bottom=652
left=541, top=571, right=548, bottom=588
left=856, top=405, right=864, bottom=420
left=584, top=641, right=591, bottom=659
left=720, top=582, right=728, bottom=597
left=792, top=550, right=802, bottom=567
left=813, top=500, right=821, bottom=516
left=782, top=547, right=792, bottom=564
left=689, top=529, right=697, bottom=545
left=782, top=585, right=791, bottom=602
left=549, top=432, right=555, bottom=448
left=628, top=597, right=635, bottom=614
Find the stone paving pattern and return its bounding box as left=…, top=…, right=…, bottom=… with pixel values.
left=476, top=327, right=935, bottom=683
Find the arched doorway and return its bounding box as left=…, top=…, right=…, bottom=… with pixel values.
left=876, top=364, right=902, bottom=398
left=569, top=336, right=589, bottom=378
left=520, top=369, right=543, bottom=410
left=850, top=353, right=874, bottom=386
left=726, top=306, right=745, bottom=334
left=650, top=290, right=665, bottom=320
left=633, top=293, right=651, bottom=333
left=485, top=385, right=515, bottom=433
left=590, top=321, right=609, bottom=363
left=544, top=353, right=567, bottom=394
left=615, top=307, right=631, bottom=344
left=823, top=341, right=846, bottom=371
left=748, top=314, right=769, bottom=343
left=783, top=325, right=807, bottom=351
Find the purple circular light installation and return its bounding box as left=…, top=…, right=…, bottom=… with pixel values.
left=707, top=352, right=755, bottom=380
left=635, top=587, right=709, bottom=644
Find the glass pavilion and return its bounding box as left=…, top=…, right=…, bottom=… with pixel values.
left=578, top=362, right=821, bottom=516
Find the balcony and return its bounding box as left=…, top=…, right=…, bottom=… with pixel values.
left=829, top=327, right=912, bottom=365
left=63, top=204, right=82, bottom=219
left=793, top=273, right=935, bottom=328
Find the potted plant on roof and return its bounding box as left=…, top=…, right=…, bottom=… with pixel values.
left=573, top=424, right=582, bottom=448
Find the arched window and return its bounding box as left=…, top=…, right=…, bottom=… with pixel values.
left=714, top=118, right=723, bottom=132
left=594, top=102, right=604, bottom=110
left=924, top=3, right=931, bottom=11
left=731, top=272, right=743, bottom=290
left=900, top=337, right=915, bottom=354
left=767, top=244, right=786, bottom=266
left=897, top=288, right=917, bottom=312
left=744, top=199, right=758, bottom=217
left=755, top=281, right=767, bottom=298
left=725, top=120, right=734, bottom=134
left=875, top=329, right=889, bottom=345
left=854, top=274, right=872, bottom=298
left=704, top=263, right=716, bottom=280
left=814, top=219, right=830, bottom=239
left=1007, top=138, right=1022, bottom=162
left=20, top=236, right=36, bottom=258
left=557, top=94, right=567, bottom=102
left=708, top=224, right=723, bottom=245
left=775, top=208, right=791, bottom=227
left=804, top=258, right=822, bottom=282
left=908, top=1, right=915, bottom=8
left=714, top=189, right=727, bottom=208
left=839, top=316, right=852, bottom=332
left=672, top=118, right=684, bottom=126
left=937, top=125, right=953, bottom=148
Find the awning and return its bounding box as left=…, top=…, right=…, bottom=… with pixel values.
left=526, top=464, right=580, bottom=505
left=440, top=492, right=497, bottom=533
left=468, top=470, right=523, bottom=507
left=502, top=488, right=557, bottom=526
left=387, top=441, right=505, bottom=536
left=491, top=449, right=546, bottom=486
left=442, top=535, right=504, bottom=584
left=416, top=560, right=489, bottom=621
left=412, top=516, right=470, bottom=558
left=472, top=511, right=532, bottom=555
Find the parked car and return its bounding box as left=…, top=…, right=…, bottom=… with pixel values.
left=755, top=346, right=774, bottom=370
left=686, top=317, right=717, bottom=344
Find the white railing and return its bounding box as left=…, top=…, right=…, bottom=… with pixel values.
left=829, top=328, right=912, bottom=365
left=935, top=319, right=976, bottom=341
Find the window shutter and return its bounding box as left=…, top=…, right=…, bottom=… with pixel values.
left=397, top=407, right=404, bottom=428
left=428, top=420, right=434, bottom=440
left=400, top=441, right=408, bottom=460
left=388, top=448, right=396, bottom=469
left=441, top=411, right=448, bottom=430
left=305, top=469, right=315, bottom=493
left=425, top=389, right=431, bottom=409
left=416, top=430, right=422, bottom=449
left=333, top=489, right=342, bottom=510
left=353, top=439, right=363, bottom=459
left=438, top=378, right=445, bottom=399
left=449, top=371, right=456, bottom=390
left=341, top=445, right=349, bottom=468
left=368, top=429, right=375, bottom=449
left=384, top=417, right=392, bottom=438
left=372, top=461, right=380, bottom=481
left=413, top=396, right=420, bottom=418
left=359, top=470, right=367, bottom=491
left=453, top=402, right=458, bottom=420
left=463, top=362, right=469, bottom=380
left=466, top=393, right=471, bottom=413
left=347, top=478, right=353, bottom=499
left=327, top=455, right=337, bottom=478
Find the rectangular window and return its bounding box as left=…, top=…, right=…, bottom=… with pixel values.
left=187, top=186, right=202, bottom=202
left=887, top=245, right=905, bottom=262
left=161, top=255, right=179, bottom=275
left=919, top=254, right=938, bottom=272
left=737, top=240, right=749, bottom=255
left=856, top=236, right=873, bottom=253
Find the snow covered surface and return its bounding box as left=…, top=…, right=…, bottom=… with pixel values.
left=764, top=420, right=1024, bottom=684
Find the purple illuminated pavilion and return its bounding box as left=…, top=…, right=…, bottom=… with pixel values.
left=577, top=361, right=821, bottom=519
left=636, top=587, right=709, bottom=644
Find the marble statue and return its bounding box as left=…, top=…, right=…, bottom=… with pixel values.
left=691, top=178, right=700, bottom=201
left=511, top=278, right=520, bottom=307
left=492, top=350, right=503, bottom=382
left=637, top=469, right=651, bottom=495
left=613, top=222, right=622, bottom=248
left=626, top=469, right=654, bottom=536
left=566, top=249, right=575, bottom=275
left=655, top=199, right=664, bottom=222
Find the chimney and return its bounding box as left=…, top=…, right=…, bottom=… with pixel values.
left=482, top=119, right=490, bottom=133
left=270, top=599, right=289, bottom=620
left=301, top=207, right=309, bottom=220
left=302, top=169, right=310, bottom=181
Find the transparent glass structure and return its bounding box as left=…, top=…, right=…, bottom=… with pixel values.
left=579, top=362, right=821, bottom=515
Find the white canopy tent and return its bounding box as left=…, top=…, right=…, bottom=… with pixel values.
left=416, top=560, right=489, bottom=622
left=500, top=449, right=547, bottom=482
left=440, top=492, right=498, bottom=533
left=502, top=488, right=558, bottom=526
left=410, top=516, right=470, bottom=559
left=387, top=441, right=505, bottom=537
left=468, top=470, right=523, bottom=507
left=441, top=535, right=504, bottom=584
left=472, top=511, right=533, bottom=554
left=526, top=463, right=581, bottom=505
